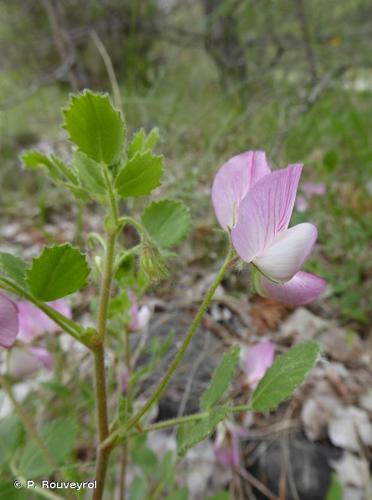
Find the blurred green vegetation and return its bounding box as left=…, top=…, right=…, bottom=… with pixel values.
left=0, top=0, right=371, bottom=325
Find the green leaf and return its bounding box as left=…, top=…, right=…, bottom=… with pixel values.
left=200, top=345, right=240, bottom=411
left=72, top=150, right=106, bottom=198
left=21, top=150, right=77, bottom=185
left=130, top=435, right=158, bottom=474
left=0, top=253, right=28, bottom=288
left=251, top=341, right=320, bottom=412
left=0, top=415, right=22, bottom=466
left=115, top=151, right=163, bottom=197
left=18, top=418, right=76, bottom=477
left=129, top=476, right=146, bottom=500
left=176, top=406, right=229, bottom=456
left=326, top=474, right=342, bottom=500
left=63, top=90, right=125, bottom=165
left=142, top=199, right=191, bottom=249
left=127, top=127, right=160, bottom=158
left=26, top=244, right=90, bottom=301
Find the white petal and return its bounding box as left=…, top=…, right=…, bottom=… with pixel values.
left=253, top=223, right=317, bottom=282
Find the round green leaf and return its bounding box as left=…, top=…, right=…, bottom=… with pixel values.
left=63, top=90, right=125, bottom=165
left=142, top=199, right=191, bottom=248
left=26, top=244, right=90, bottom=301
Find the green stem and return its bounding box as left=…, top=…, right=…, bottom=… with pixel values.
left=125, top=404, right=252, bottom=438
left=92, top=230, right=117, bottom=500
left=0, top=376, right=62, bottom=477
left=104, top=243, right=235, bottom=450
left=102, top=168, right=119, bottom=225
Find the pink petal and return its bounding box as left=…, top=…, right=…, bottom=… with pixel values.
left=17, top=299, right=71, bottom=342
left=240, top=341, right=275, bottom=388
left=254, top=270, right=326, bottom=305
left=253, top=223, right=317, bottom=282
left=0, top=293, right=19, bottom=348
left=231, top=164, right=302, bottom=262
left=211, top=151, right=271, bottom=229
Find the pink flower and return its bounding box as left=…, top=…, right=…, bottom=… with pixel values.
left=17, top=299, right=71, bottom=342
left=301, top=182, right=326, bottom=196
left=240, top=341, right=275, bottom=389
left=295, top=182, right=326, bottom=212
left=213, top=420, right=246, bottom=468
left=211, top=151, right=271, bottom=229
left=127, top=290, right=151, bottom=332
left=229, top=164, right=326, bottom=305
left=0, top=293, right=19, bottom=348
left=9, top=347, right=53, bottom=378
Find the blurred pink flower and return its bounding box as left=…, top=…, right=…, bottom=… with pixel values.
left=229, top=164, right=326, bottom=305
left=240, top=341, right=275, bottom=389
left=0, top=293, right=19, bottom=348
left=296, top=182, right=326, bottom=212
left=295, top=195, right=309, bottom=213
left=301, top=182, right=326, bottom=196
left=17, top=299, right=71, bottom=342
left=213, top=420, right=247, bottom=468
left=9, top=346, right=53, bottom=378
left=127, top=290, right=151, bottom=332
left=211, top=151, right=271, bottom=229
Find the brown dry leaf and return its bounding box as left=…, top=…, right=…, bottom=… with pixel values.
left=250, top=296, right=293, bottom=332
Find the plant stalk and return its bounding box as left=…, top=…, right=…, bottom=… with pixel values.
left=92, top=229, right=117, bottom=500
left=104, top=244, right=234, bottom=449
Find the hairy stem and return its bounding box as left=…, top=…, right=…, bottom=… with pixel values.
left=104, top=243, right=234, bottom=449
left=93, top=229, right=117, bottom=500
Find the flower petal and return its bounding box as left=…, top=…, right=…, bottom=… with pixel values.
left=240, top=341, right=275, bottom=388
left=17, top=299, right=71, bottom=342
left=254, top=270, right=326, bottom=305
left=231, top=164, right=302, bottom=262
left=211, top=151, right=271, bottom=229
left=0, top=293, right=19, bottom=348
left=253, top=223, right=317, bottom=282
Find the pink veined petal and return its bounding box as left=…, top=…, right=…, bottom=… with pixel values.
left=254, top=270, right=326, bottom=305
left=231, top=164, right=303, bottom=262
left=253, top=223, right=317, bottom=282
left=0, top=293, right=19, bottom=348
left=239, top=341, right=275, bottom=389
left=211, top=150, right=271, bottom=229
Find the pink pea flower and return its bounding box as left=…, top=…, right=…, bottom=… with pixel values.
left=211, top=151, right=271, bottom=229
left=127, top=290, right=151, bottom=332
left=17, top=299, right=71, bottom=342
left=213, top=420, right=247, bottom=468
left=229, top=164, right=326, bottom=305
left=0, top=293, right=19, bottom=348
left=240, top=341, right=275, bottom=389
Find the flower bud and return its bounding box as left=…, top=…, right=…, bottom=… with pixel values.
left=140, top=240, right=168, bottom=282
